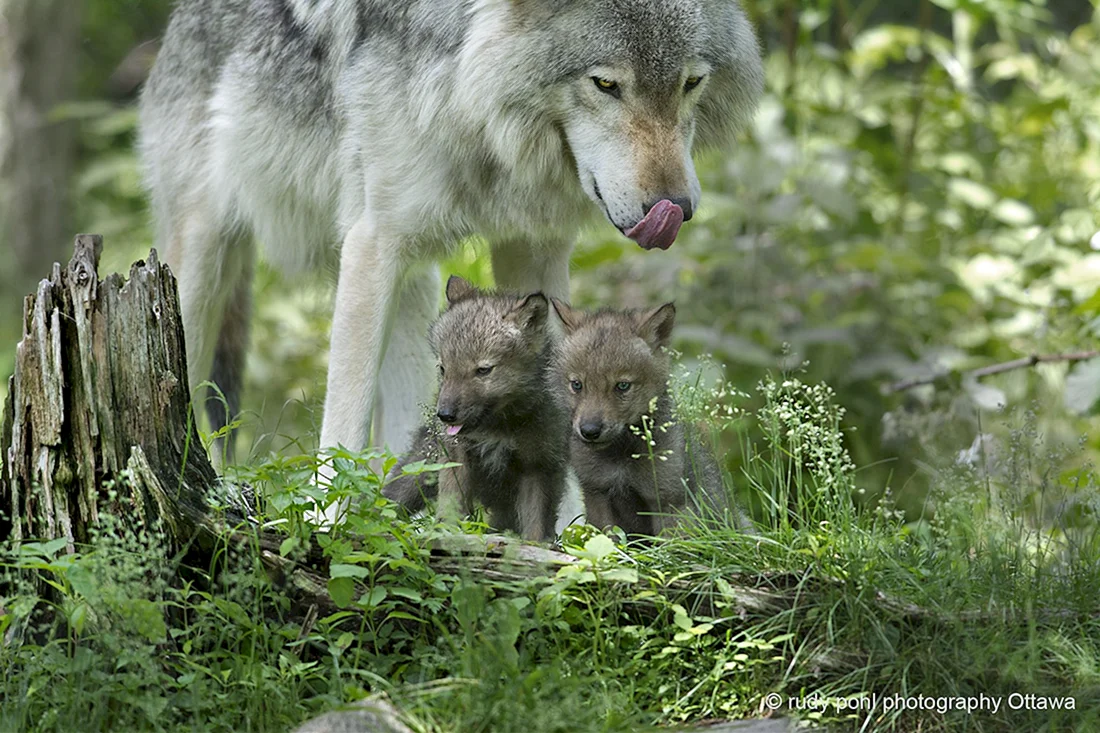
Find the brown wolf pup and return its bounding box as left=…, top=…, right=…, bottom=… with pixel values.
left=551, top=300, right=747, bottom=536
left=383, top=276, right=568, bottom=541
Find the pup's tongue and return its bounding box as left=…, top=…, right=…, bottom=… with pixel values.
left=624, top=199, right=684, bottom=251
left=445, top=424, right=463, bottom=436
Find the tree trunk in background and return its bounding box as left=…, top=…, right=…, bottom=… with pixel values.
left=0, top=0, right=83, bottom=310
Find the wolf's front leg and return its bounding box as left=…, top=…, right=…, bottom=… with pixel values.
left=374, top=266, right=440, bottom=455
left=435, top=462, right=469, bottom=524
left=516, top=471, right=563, bottom=542
left=319, top=219, right=402, bottom=454
left=580, top=490, right=618, bottom=533
left=382, top=426, right=441, bottom=513
left=311, top=220, right=402, bottom=525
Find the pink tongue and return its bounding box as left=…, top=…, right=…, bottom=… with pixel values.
left=445, top=425, right=462, bottom=436
left=625, top=199, right=684, bottom=251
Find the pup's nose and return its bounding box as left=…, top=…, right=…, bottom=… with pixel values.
left=578, top=422, right=604, bottom=442
left=437, top=407, right=458, bottom=424
left=643, top=198, right=694, bottom=222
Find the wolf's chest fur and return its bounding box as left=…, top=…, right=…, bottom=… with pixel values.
left=577, top=425, right=689, bottom=505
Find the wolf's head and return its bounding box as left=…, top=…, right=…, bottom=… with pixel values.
left=429, top=275, right=551, bottom=436
left=461, top=0, right=763, bottom=250
left=550, top=300, right=676, bottom=446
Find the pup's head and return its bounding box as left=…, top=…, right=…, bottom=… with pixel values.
left=460, top=0, right=763, bottom=250
left=551, top=299, right=676, bottom=446
left=430, top=275, right=550, bottom=436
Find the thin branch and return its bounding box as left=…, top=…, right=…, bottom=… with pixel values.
left=883, top=351, right=1100, bottom=395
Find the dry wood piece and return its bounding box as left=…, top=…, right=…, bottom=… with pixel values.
left=1, top=235, right=218, bottom=549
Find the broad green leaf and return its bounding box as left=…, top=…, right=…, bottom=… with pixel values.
left=357, top=587, right=388, bottom=609
left=600, top=568, right=639, bottom=584
left=328, top=578, right=355, bottom=608
left=1065, top=359, right=1100, bottom=415
left=964, top=378, right=1006, bottom=411
left=279, top=537, right=300, bottom=557
left=991, top=199, right=1035, bottom=226
left=330, top=564, right=370, bottom=579
left=949, top=179, right=997, bottom=210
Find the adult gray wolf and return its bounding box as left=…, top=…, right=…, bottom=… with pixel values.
left=551, top=300, right=751, bottom=536
left=138, top=0, right=764, bottom=465
left=384, top=276, right=568, bottom=541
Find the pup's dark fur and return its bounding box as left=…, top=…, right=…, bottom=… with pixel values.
left=551, top=300, right=747, bottom=536
left=383, top=276, right=568, bottom=541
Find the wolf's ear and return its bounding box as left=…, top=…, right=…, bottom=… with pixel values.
left=551, top=298, right=585, bottom=334
left=506, top=292, right=549, bottom=332
left=445, top=275, right=478, bottom=305
left=636, top=302, right=676, bottom=350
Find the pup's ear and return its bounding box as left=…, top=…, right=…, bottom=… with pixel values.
left=550, top=298, right=585, bottom=334
left=445, top=275, right=478, bottom=305
left=635, top=302, right=676, bottom=350
left=506, top=292, right=548, bottom=332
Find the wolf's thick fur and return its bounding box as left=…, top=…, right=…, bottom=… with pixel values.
left=384, top=276, right=568, bottom=541
left=139, top=0, right=764, bottom=462
left=551, top=301, right=746, bottom=536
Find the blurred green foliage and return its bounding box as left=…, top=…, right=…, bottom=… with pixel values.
left=2, top=0, right=1099, bottom=524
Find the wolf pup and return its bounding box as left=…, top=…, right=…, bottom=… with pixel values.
left=139, top=0, right=764, bottom=468
left=551, top=300, right=741, bottom=536
left=384, top=276, right=568, bottom=541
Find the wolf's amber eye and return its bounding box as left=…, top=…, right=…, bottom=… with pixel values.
left=684, top=75, right=704, bottom=92
left=476, top=365, right=494, bottom=377
left=615, top=381, right=632, bottom=393
left=592, top=77, right=619, bottom=94
left=570, top=379, right=583, bottom=393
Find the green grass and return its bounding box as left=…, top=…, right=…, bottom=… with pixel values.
left=2, top=370, right=1098, bottom=732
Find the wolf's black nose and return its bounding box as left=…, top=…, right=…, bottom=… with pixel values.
left=643, top=198, right=694, bottom=222
left=579, top=422, right=603, bottom=441
left=673, top=198, right=693, bottom=221
left=437, top=407, right=458, bottom=424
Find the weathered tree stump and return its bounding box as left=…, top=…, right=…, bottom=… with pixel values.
left=0, top=235, right=219, bottom=549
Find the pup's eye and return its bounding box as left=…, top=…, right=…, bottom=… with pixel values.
left=570, top=380, right=583, bottom=393
left=476, top=365, right=494, bottom=377
left=615, top=381, right=632, bottom=393
left=592, top=77, right=619, bottom=95
left=439, top=365, right=445, bottom=375
left=684, top=75, right=704, bottom=92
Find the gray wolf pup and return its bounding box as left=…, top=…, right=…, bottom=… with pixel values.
left=138, top=0, right=764, bottom=466
left=551, top=300, right=745, bottom=536
left=383, top=276, right=568, bottom=541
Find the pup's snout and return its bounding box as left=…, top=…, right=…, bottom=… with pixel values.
left=645, top=197, right=693, bottom=222
left=437, top=406, right=458, bottom=424
left=578, top=421, right=604, bottom=442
